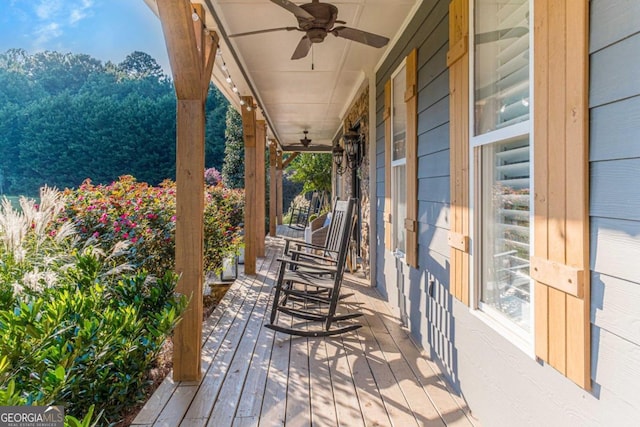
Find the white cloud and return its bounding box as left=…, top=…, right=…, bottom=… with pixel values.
left=33, top=22, right=63, bottom=48
left=35, top=0, right=62, bottom=20
left=69, top=0, right=94, bottom=25
left=31, top=0, right=95, bottom=49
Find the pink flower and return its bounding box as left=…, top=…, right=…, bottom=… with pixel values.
left=131, top=237, right=139, bottom=243
left=93, top=232, right=100, bottom=238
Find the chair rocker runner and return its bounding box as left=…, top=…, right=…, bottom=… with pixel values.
left=266, top=198, right=361, bottom=337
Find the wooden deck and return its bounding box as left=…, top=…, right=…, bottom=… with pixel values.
left=133, top=226, right=478, bottom=427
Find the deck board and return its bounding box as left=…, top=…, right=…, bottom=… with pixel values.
left=133, top=227, right=479, bottom=427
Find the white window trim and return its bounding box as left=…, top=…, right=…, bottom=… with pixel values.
left=391, top=59, right=407, bottom=259
left=467, top=0, right=536, bottom=357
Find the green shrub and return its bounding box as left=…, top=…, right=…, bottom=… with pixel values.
left=0, top=187, right=187, bottom=424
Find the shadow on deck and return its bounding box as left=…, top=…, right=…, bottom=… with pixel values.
left=132, top=225, right=479, bottom=427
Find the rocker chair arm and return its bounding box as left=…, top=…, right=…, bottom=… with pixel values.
left=276, top=257, right=338, bottom=274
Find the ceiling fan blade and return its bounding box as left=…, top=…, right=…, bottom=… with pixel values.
left=229, top=27, right=299, bottom=38
left=475, top=27, right=528, bottom=44
left=291, top=36, right=312, bottom=60
left=270, top=0, right=314, bottom=21
left=331, top=26, right=389, bottom=48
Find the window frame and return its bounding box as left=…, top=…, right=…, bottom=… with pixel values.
left=468, top=0, right=536, bottom=355
left=390, top=59, right=408, bottom=258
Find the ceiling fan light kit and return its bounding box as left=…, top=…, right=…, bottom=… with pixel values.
left=229, top=0, right=390, bottom=60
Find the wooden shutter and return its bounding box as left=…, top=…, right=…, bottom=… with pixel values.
left=532, top=0, right=590, bottom=389
left=405, top=49, right=419, bottom=268
left=447, top=0, right=470, bottom=305
left=383, top=80, right=393, bottom=251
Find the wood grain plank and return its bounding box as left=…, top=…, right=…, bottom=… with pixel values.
left=132, top=375, right=178, bottom=425
left=384, top=80, right=393, bottom=251
left=545, top=0, right=568, bottom=374
left=184, top=257, right=272, bottom=421
left=243, top=96, right=257, bottom=275
left=317, top=333, right=365, bottom=427
left=154, top=385, right=199, bottom=427
left=359, top=303, right=444, bottom=427
left=259, top=319, right=293, bottom=427
left=564, top=0, right=590, bottom=388
left=338, top=331, right=387, bottom=427
left=204, top=249, right=279, bottom=426
left=256, top=121, right=267, bottom=257
left=173, top=98, right=206, bottom=381
left=308, top=337, right=339, bottom=427
left=533, top=0, right=550, bottom=362
left=406, top=48, right=419, bottom=268
left=355, top=284, right=475, bottom=426
left=285, top=323, right=311, bottom=427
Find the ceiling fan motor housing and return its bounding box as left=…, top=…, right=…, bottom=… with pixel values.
left=298, top=1, right=338, bottom=33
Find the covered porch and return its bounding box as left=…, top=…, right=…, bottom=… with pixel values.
left=133, top=227, right=476, bottom=426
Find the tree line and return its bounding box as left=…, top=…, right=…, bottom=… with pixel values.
left=0, top=49, right=231, bottom=195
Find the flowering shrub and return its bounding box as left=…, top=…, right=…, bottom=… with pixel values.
left=62, top=175, right=245, bottom=277
left=0, top=188, right=187, bottom=425
left=205, top=167, right=222, bottom=186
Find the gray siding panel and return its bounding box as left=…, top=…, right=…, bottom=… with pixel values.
left=590, top=95, right=640, bottom=161
left=591, top=273, right=640, bottom=345
left=418, top=201, right=450, bottom=229
left=418, top=149, right=449, bottom=179
left=418, top=123, right=449, bottom=157
left=418, top=70, right=449, bottom=114
left=591, top=326, right=640, bottom=411
left=591, top=217, right=640, bottom=284
left=587, top=1, right=640, bottom=424
left=590, top=32, right=640, bottom=107
left=418, top=176, right=449, bottom=204
left=590, top=0, right=640, bottom=53
left=591, top=159, right=640, bottom=220
left=417, top=96, right=449, bottom=135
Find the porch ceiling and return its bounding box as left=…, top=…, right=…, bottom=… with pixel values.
left=145, top=0, right=419, bottom=151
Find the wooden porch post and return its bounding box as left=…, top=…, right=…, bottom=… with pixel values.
left=256, top=120, right=266, bottom=257
left=156, top=0, right=218, bottom=381
left=269, top=141, right=278, bottom=237
left=242, top=96, right=257, bottom=275
left=276, top=151, right=283, bottom=225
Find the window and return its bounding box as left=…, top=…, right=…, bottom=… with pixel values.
left=472, top=0, right=532, bottom=336
left=391, top=62, right=407, bottom=255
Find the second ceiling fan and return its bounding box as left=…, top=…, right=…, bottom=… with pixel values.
left=229, top=0, right=390, bottom=60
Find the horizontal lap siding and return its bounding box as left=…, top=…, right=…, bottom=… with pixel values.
left=589, top=0, right=640, bottom=416
left=375, top=0, right=453, bottom=381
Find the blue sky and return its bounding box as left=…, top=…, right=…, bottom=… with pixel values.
left=0, top=0, right=171, bottom=72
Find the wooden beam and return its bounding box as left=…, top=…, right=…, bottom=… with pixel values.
left=269, top=142, right=278, bottom=236
left=242, top=96, right=257, bottom=275
left=173, top=99, right=205, bottom=382
left=282, top=152, right=299, bottom=169
left=202, top=31, right=219, bottom=98
left=276, top=151, right=283, bottom=225
left=156, top=0, right=202, bottom=99
left=279, top=145, right=333, bottom=153
left=256, top=120, right=267, bottom=257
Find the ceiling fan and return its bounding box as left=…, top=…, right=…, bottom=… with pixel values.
left=229, top=0, right=390, bottom=60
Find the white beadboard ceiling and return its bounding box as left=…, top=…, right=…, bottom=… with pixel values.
left=145, top=0, right=418, bottom=151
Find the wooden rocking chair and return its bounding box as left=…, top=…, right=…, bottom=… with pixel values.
left=266, top=198, right=361, bottom=337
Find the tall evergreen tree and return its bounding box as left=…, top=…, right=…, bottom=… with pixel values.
left=221, top=105, right=245, bottom=189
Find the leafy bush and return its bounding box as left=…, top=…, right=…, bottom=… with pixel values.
left=62, top=175, right=244, bottom=276
left=0, top=188, right=187, bottom=424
